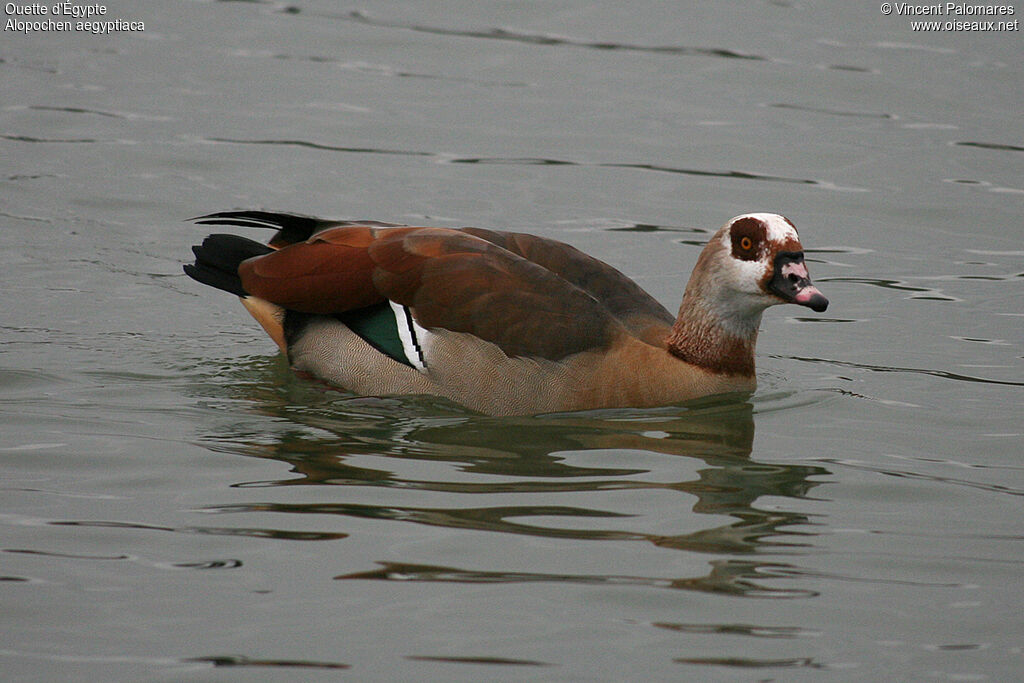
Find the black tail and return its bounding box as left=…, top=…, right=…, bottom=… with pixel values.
left=191, top=210, right=406, bottom=247
left=191, top=211, right=331, bottom=247
left=183, top=234, right=273, bottom=297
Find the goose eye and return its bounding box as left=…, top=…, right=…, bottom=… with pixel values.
left=729, top=216, right=768, bottom=262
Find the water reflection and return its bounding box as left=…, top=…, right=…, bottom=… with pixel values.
left=198, top=362, right=832, bottom=598
left=187, top=655, right=350, bottom=671
left=335, top=559, right=818, bottom=599
left=406, top=655, right=549, bottom=667
left=336, top=10, right=766, bottom=60
left=674, top=655, right=825, bottom=669
left=204, top=137, right=858, bottom=190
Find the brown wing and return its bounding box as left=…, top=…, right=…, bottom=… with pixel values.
left=238, top=226, right=622, bottom=360
left=461, top=227, right=674, bottom=345
left=193, top=212, right=673, bottom=346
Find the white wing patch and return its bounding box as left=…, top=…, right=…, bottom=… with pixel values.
left=389, top=300, right=429, bottom=372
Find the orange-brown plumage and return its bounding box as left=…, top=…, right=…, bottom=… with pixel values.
left=184, top=211, right=828, bottom=415
left=239, top=225, right=621, bottom=361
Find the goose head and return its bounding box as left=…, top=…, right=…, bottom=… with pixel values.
left=682, top=213, right=828, bottom=338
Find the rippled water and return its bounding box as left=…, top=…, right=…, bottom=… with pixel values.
left=2, top=1, right=1022, bottom=680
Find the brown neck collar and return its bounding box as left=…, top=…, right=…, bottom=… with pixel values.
left=666, top=297, right=757, bottom=377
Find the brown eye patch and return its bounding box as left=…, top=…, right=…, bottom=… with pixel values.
left=730, top=217, right=767, bottom=261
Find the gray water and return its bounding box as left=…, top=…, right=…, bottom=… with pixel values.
left=2, top=1, right=1022, bottom=680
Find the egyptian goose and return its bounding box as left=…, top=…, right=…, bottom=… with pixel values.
left=184, top=211, right=827, bottom=415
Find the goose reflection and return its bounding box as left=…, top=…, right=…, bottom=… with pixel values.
left=199, top=362, right=831, bottom=599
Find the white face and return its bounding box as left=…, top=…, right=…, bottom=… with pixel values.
left=704, top=213, right=807, bottom=332
left=717, top=213, right=800, bottom=289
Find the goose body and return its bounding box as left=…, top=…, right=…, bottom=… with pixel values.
left=184, top=211, right=827, bottom=415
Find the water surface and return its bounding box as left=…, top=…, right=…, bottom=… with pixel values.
left=2, top=1, right=1022, bottom=680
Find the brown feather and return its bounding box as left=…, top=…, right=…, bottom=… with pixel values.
left=238, top=225, right=623, bottom=360
left=239, top=227, right=382, bottom=313
left=461, top=227, right=674, bottom=345
left=240, top=297, right=287, bottom=354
